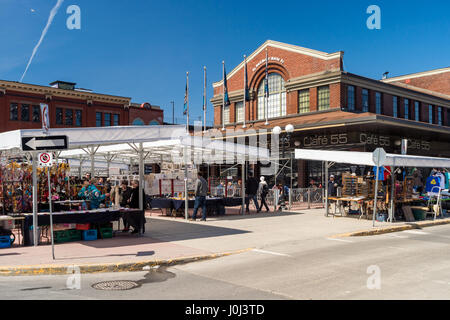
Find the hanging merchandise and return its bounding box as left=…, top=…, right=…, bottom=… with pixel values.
left=372, top=166, right=385, bottom=181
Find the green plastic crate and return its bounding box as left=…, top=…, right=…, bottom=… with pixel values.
left=411, top=207, right=428, bottom=221
left=68, top=229, right=82, bottom=241
left=99, top=227, right=113, bottom=239
left=54, top=230, right=72, bottom=243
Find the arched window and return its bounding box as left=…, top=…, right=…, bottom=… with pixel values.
left=132, top=118, right=144, bottom=126
left=257, top=73, right=286, bottom=120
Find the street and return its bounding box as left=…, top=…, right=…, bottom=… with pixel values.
left=1, top=222, right=450, bottom=300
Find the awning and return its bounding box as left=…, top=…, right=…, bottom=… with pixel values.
left=295, top=149, right=450, bottom=168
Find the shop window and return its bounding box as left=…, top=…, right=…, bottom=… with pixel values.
left=404, top=99, right=409, bottom=120
left=10, top=103, right=18, bottom=121
left=298, top=89, right=310, bottom=114
left=392, top=96, right=398, bottom=118
left=75, top=110, right=82, bottom=126
left=56, top=108, right=63, bottom=125
left=362, top=89, right=369, bottom=112
left=21, top=104, right=30, bottom=121
left=223, top=105, right=230, bottom=124
left=375, top=92, right=382, bottom=114
left=32, top=105, right=40, bottom=122
left=414, top=101, right=420, bottom=121
left=257, top=73, right=286, bottom=120
left=438, top=106, right=443, bottom=126
left=235, top=101, right=244, bottom=123
left=317, top=86, right=330, bottom=111
left=65, top=109, right=73, bottom=125
left=113, top=114, right=120, bottom=126
left=428, top=105, right=434, bottom=124
left=96, top=112, right=102, bottom=127
left=347, top=86, right=355, bottom=111
left=104, top=113, right=111, bottom=126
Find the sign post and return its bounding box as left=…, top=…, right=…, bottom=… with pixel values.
left=372, top=148, right=387, bottom=227
left=39, top=152, right=55, bottom=260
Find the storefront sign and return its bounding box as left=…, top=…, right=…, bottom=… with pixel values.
left=252, top=57, right=285, bottom=72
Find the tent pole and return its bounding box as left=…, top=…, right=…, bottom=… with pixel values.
left=32, top=152, right=38, bottom=247
left=139, top=143, right=144, bottom=212
left=325, top=161, right=329, bottom=217
left=373, top=165, right=380, bottom=227
left=184, top=146, right=188, bottom=220
left=390, top=166, right=395, bottom=223
left=90, top=149, right=95, bottom=178
left=242, top=161, right=245, bottom=215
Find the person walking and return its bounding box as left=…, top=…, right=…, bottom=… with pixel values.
left=245, top=174, right=260, bottom=213
left=257, top=176, right=270, bottom=212
left=191, top=172, right=208, bottom=221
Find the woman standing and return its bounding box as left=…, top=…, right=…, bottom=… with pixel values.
left=257, top=176, right=270, bottom=213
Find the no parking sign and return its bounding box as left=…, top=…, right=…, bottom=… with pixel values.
left=38, top=152, right=53, bottom=167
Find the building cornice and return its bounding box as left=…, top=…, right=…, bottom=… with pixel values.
left=0, top=80, right=131, bottom=105
left=212, top=40, right=343, bottom=88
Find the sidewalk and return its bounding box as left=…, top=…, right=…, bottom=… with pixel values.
left=0, top=208, right=446, bottom=275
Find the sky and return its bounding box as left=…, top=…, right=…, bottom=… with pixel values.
left=0, top=0, right=449, bottom=126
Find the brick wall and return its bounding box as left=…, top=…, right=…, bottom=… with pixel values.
left=390, top=71, right=450, bottom=95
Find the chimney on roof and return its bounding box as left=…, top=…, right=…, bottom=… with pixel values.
left=49, top=80, right=77, bottom=90
left=382, top=72, right=389, bottom=80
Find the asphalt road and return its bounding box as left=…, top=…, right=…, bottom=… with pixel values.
left=1, top=224, right=450, bottom=300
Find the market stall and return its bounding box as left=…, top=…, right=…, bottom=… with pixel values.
left=295, top=149, right=450, bottom=224
left=0, top=125, right=270, bottom=250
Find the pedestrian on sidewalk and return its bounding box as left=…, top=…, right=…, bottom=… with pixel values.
left=245, top=174, right=260, bottom=213
left=257, top=176, right=270, bottom=212
left=191, top=172, right=208, bottom=221
left=119, top=180, right=133, bottom=232
left=127, top=180, right=147, bottom=234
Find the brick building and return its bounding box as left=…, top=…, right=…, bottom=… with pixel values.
left=0, top=80, right=163, bottom=133
left=211, top=40, right=450, bottom=187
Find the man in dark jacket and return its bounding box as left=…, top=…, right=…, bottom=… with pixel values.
left=127, top=180, right=147, bottom=234
left=327, top=175, right=338, bottom=196
left=191, top=172, right=208, bottom=221
left=245, top=175, right=260, bottom=213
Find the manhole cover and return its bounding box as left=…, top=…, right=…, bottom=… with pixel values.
left=92, top=280, right=140, bottom=291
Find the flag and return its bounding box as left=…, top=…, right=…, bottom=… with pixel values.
left=244, top=56, right=250, bottom=102
left=223, top=63, right=231, bottom=106
left=183, top=75, right=188, bottom=115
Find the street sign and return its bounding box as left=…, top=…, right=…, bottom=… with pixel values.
left=372, top=148, right=387, bottom=167
left=22, top=135, right=68, bottom=151
left=38, top=152, right=53, bottom=167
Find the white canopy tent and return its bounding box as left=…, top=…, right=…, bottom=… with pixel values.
left=295, top=148, right=450, bottom=224
left=0, top=125, right=270, bottom=247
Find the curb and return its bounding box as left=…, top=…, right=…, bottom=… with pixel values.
left=0, top=248, right=252, bottom=277
left=332, top=218, right=450, bottom=238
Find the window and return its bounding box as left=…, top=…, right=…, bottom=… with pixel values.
left=104, top=113, right=111, bottom=126
left=438, top=107, right=443, bottom=125
left=32, top=105, right=40, bottom=122
left=223, top=105, right=230, bottom=124
left=75, top=110, right=82, bottom=126
left=235, top=101, right=244, bottom=123
left=298, top=89, right=310, bottom=113
left=362, top=89, right=369, bottom=112
left=113, top=114, right=119, bottom=126
left=56, top=108, right=63, bottom=124
left=21, top=104, right=30, bottom=121
left=347, top=86, right=355, bottom=111
left=428, top=105, right=434, bottom=124
left=257, top=73, right=286, bottom=120
left=65, top=109, right=73, bottom=125
left=447, top=109, right=450, bottom=127
left=404, top=99, right=409, bottom=120
left=375, top=92, right=382, bottom=114
left=96, top=112, right=102, bottom=127
left=10, top=103, right=18, bottom=120
left=393, top=96, right=398, bottom=118
left=317, top=86, right=330, bottom=111
left=414, top=102, right=420, bottom=121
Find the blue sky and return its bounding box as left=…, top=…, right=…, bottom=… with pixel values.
left=0, top=0, right=449, bottom=125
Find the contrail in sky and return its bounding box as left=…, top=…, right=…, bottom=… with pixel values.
left=20, top=0, right=64, bottom=82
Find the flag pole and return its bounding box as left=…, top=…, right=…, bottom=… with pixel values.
left=243, top=54, right=247, bottom=129
left=203, top=66, right=207, bottom=133
left=265, top=48, right=269, bottom=126
left=186, top=71, right=189, bottom=132
left=222, top=61, right=225, bottom=131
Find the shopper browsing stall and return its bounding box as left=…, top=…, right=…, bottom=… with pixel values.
left=78, top=179, right=106, bottom=209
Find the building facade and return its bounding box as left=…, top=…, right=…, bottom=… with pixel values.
left=211, top=40, right=450, bottom=187
left=0, top=80, right=163, bottom=133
